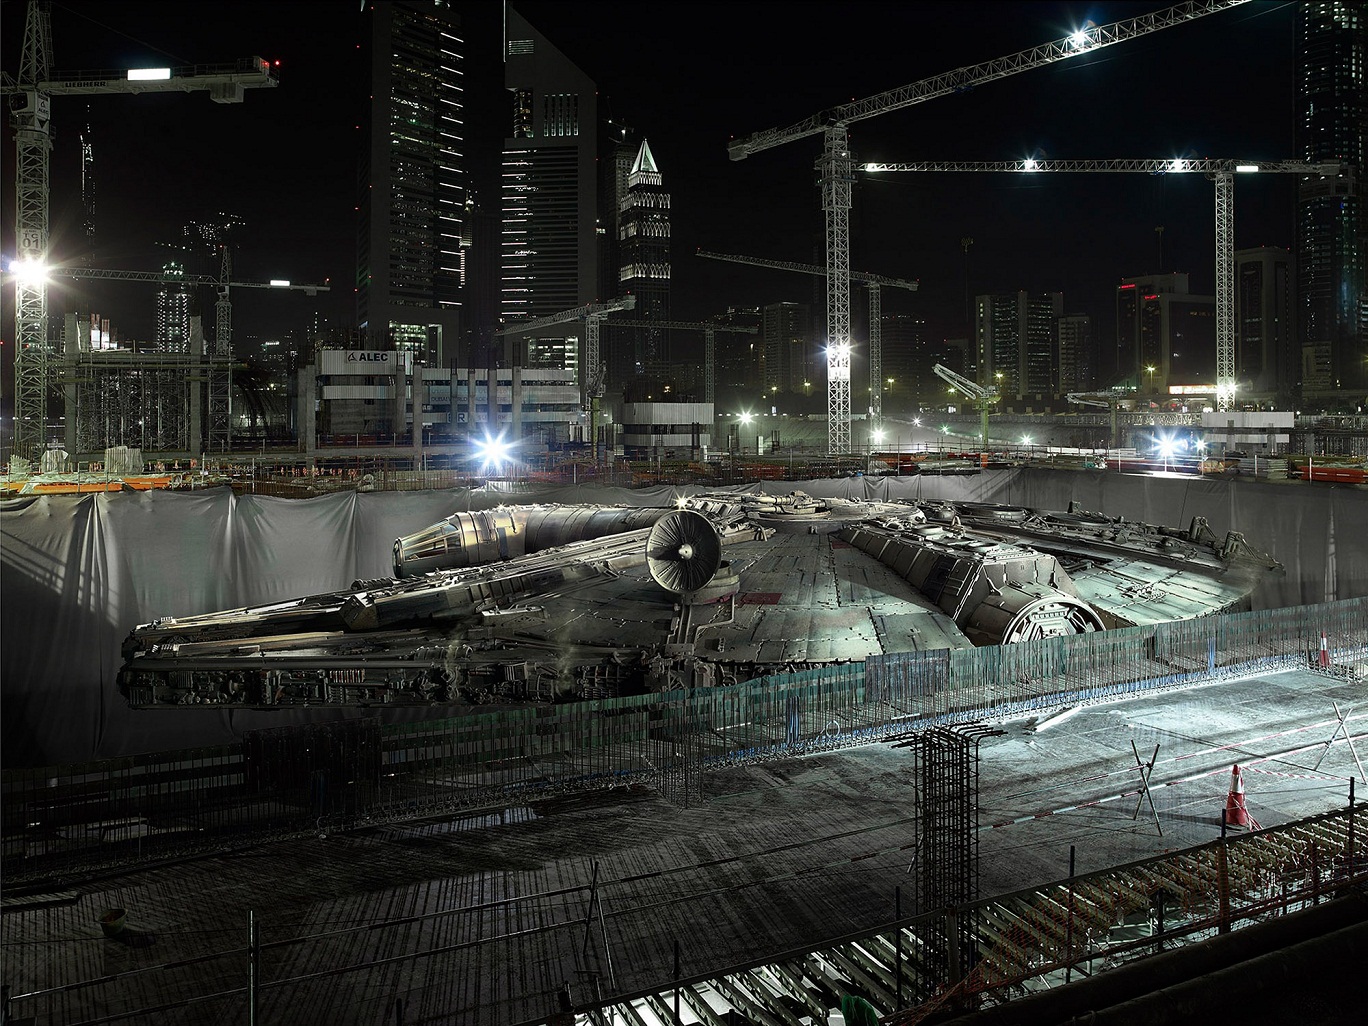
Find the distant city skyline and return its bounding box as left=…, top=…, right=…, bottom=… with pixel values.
left=0, top=1, right=1317, bottom=399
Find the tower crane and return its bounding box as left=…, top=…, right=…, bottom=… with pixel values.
left=3, top=0, right=279, bottom=458
left=933, top=363, right=999, bottom=451
left=602, top=316, right=758, bottom=404
left=726, top=1, right=1252, bottom=456
left=40, top=264, right=329, bottom=451
left=695, top=250, right=918, bottom=421
left=497, top=297, right=636, bottom=464
left=861, top=158, right=1344, bottom=410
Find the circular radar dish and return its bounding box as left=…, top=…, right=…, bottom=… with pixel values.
left=647, top=510, right=723, bottom=594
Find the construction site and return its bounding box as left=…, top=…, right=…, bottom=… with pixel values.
left=4, top=1, right=1368, bottom=1024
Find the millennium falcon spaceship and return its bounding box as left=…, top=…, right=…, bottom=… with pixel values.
left=117, top=493, right=1282, bottom=709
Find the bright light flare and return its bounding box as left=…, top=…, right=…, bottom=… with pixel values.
left=472, top=432, right=513, bottom=472
left=872, top=429, right=885, bottom=444
left=1236, top=164, right=1260, bottom=173
left=739, top=411, right=753, bottom=426
left=269, top=279, right=291, bottom=287
left=1020, top=435, right=1032, bottom=446
left=8, top=257, right=49, bottom=285
left=127, top=67, right=171, bottom=81
left=1023, top=157, right=1039, bottom=172
left=1061, top=22, right=1094, bottom=49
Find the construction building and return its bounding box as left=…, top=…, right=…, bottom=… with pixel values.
left=296, top=353, right=583, bottom=450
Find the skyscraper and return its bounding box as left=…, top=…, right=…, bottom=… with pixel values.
left=155, top=262, right=191, bottom=353
left=358, top=0, right=466, bottom=367
left=1056, top=314, right=1094, bottom=396
left=974, top=291, right=1063, bottom=399
left=1235, top=247, right=1296, bottom=399
left=617, top=139, right=672, bottom=380
left=763, top=302, right=812, bottom=393
left=501, top=6, right=598, bottom=370
left=1296, top=1, right=1365, bottom=400
left=1115, top=274, right=1215, bottom=395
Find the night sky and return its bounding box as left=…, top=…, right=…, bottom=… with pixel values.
left=2, top=1, right=1299, bottom=368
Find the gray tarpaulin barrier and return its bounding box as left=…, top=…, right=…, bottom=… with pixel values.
left=3, top=474, right=1364, bottom=767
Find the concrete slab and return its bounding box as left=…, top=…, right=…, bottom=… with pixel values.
left=1, top=668, right=1362, bottom=1025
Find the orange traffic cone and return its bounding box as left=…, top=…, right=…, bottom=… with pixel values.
left=1224, top=764, right=1260, bottom=830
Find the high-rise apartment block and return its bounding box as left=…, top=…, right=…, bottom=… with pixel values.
left=357, top=0, right=466, bottom=367
left=501, top=6, right=598, bottom=370
left=974, top=291, right=1063, bottom=399
left=1235, top=247, right=1296, bottom=399
left=155, top=262, right=191, bottom=352
left=1056, top=314, right=1094, bottom=396
left=1296, top=1, right=1365, bottom=398
left=1115, top=274, right=1215, bottom=395
left=762, top=302, right=812, bottom=393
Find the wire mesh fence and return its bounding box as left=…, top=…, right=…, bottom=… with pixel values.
left=4, top=598, right=1365, bottom=883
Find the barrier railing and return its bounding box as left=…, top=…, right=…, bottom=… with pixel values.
left=4, top=598, right=1365, bottom=884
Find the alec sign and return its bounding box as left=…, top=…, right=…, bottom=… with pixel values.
left=320, top=350, right=406, bottom=375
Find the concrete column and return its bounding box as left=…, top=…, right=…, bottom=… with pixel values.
left=297, top=366, right=316, bottom=459
left=62, top=314, right=79, bottom=456
left=512, top=368, right=523, bottom=443
left=488, top=366, right=498, bottom=437
left=466, top=368, right=477, bottom=435
left=392, top=358, right=408, bottom=442
left=411, top=370, right=426, bottom=458
left=188, top=322, right=204, bottom=458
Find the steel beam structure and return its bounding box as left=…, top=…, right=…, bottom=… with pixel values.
left=864, top=159, right=1342, bottom=409
left=605, top=317, right=757, bottom=405
left=18, top=263, right=328, bottom=454
left=1214, top=172, right=1235, bottom=410
left=728, top=2, right=1252, bottom=455
left=2, top=0, right=278, bottom=456
left=10, top=2, right=54, bottom=460
left=696, top=251, right=916, bottom=426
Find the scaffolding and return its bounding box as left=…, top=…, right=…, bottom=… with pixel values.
left=63, top=349, right=199, bottom=456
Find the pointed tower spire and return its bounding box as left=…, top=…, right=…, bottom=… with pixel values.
left=630, top=138, right=659, bottom=176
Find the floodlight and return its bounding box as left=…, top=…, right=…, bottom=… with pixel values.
left=8, top=257, right=48, bottom=285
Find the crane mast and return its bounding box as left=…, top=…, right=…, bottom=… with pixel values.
left=3, top=0, right=278, bottom=458
left=696, top=250, right=917, bottom=421
left=863, top=159, right=1342, bottom=409
left=727, top=1, right=1252, bottom=453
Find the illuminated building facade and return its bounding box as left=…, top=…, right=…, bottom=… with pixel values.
left=975, top=291, right=1063, bottom=399
left=617, top=139, right=672, bottom=379
left=501, top=6, right=598, bottom=371
left=1115, top=274, right=1215, bottom=395
left=357, top=0, right=466, bottom=367
left=154, top=262, right=191, bottom=353
left=1296, top=1, right=1366, bottom=399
